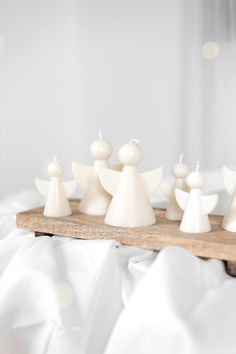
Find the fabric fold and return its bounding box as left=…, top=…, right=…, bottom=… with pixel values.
left=0, top=190, right=236, bottom=354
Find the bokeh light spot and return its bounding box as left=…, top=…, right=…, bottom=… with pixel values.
left=202, top=41, right=219, bottom=60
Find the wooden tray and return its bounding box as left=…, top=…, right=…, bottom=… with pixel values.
left=16, top=199, right=236, bottom=276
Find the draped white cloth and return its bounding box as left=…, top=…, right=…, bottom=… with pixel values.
left=0, top=180, right=236, bottom=354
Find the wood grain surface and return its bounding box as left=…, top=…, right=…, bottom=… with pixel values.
left=16, top=200, right=236, bottom=275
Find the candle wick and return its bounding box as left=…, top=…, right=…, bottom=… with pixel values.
left=129, top=139, right=140, bottom=145
left=196, top=160, right=200, bottom=172
left=98, top=130, right=103, bottom=140
left=179, top=153, right=183, bottom=163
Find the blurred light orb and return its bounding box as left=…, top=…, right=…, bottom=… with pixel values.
left=55, top=282, right=74, bottom=309
left=0, top=36, right=5, bottom=56
left=202, top=41, right=219, bottom=60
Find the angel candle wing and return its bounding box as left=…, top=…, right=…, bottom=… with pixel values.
left=99, top=140, right=162, bottom=227
left=175, top=163, right=218, bottom=233
left=222, top=166, right=236, bottom=232
left=35, top=157, right=77, bottom=217
left=72, top=131, right=114, bottom=215
left=161, top=154, right=189, bottom=220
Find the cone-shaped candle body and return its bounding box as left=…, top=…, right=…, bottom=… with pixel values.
left=99, top=141, right=162, bottom=228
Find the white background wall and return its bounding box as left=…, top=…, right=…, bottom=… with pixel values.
left=0, top=0, right=235, bottom=197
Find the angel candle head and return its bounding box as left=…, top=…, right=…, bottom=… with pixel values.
left=118, top=139, right=143, bottom=166
left=186, top=161, right=205, bottom=189
left=90, top=130, right=112, bottom=161
left=172, top=154, right=189, bottom=179
left=47, top=156, right=64, bottom=177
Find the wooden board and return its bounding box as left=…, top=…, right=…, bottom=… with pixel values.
left=16, top=200, right=236, bottom=276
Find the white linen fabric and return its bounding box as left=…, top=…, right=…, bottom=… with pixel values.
left=0, top=183, right=235, bottom=354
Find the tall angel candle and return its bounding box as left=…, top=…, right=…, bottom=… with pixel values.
left=99, top=140, right=163, bottom=227
left=161, top=154, right=189, bottom=220
left=72, top=131, right=113, bottom=215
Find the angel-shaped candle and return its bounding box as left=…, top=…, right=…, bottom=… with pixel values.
left=161, top=154, right=189, bottom=220
left=222, top=166, right=236, bottom=232
left=175, top=162, right=218, bottom=233
left=72, top=131, right=114, bottom=215
left=35, top=157, right=77, bottom=217
left=98, top=140, right=163, bottom=227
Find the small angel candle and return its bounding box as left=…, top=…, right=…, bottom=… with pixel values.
left=99, top=140, right=163, bottom=227
left=35, top=157, right=77, bottom=217
left=222, top=166, right=236, bottom=232
left=175, top=162, right=218, bottom=233
left=161, top=154, right=189, bottom=220
left=72, top=131, right=113, bottom=215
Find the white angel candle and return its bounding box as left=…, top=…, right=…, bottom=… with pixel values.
left=222, top=166, right=236, bottom=232
left=175, top=162, right=218, bottom=233
left=99, top=140, right=163, bottom=228
left=72, top=131, right=113, bottom=215
left=35, top=157, right=77, bottom=217
left=161, top=154, right=189, bottom=220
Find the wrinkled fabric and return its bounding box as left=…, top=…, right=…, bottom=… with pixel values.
left=0, top=188, right=235, bottom=354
